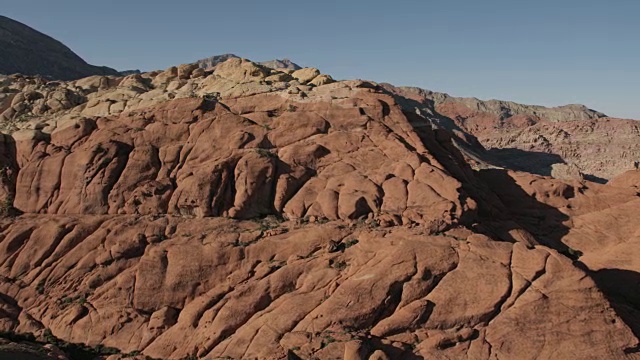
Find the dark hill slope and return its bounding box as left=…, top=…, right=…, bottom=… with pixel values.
left=0, top=15, right=119, bottom=80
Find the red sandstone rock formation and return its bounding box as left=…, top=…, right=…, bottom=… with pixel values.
left=0, top=58, right=639, bottom=359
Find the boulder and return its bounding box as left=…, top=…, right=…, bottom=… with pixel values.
left=292, top=67, right=321, bottom=83
left=309, top=74, right=335, bottom=86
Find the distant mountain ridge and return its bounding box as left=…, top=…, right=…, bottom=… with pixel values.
left=195, top=53, right=240, bottom=69
left=0, top=15, right=120, bottom=80
left=383, top=84, right=607, bottom=122
left=195, top=53, right=302, bottom=70
left=258, top=58, right=301, bottom=70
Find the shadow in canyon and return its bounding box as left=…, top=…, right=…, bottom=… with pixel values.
left=479, top=169, right=640, bottom=350
left=583, top=173, right=608, bottom=184
left=484, top=148, right=564, bottom=177
left=579, top=265, right=640, bottom=351
left=476, top=169, right=572, bottom=250
left=378, top=86, right=614, bottom=185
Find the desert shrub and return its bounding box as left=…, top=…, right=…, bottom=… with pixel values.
left=0, top=197, right=15, bottom=218
left=253, top=148, right=278, bottom=158
left=15, top=113, right=36, bottom=122
left=344, top=239, right=359, bottom=248
left=563, top=247, right=583, bottom=260
left=202, top=92, right=220, bottom=101
left=36, top=279, right=46, bottom=294
left=42, top=329, right=122, bottom=360
left=330, top=260, right=347, bottom=271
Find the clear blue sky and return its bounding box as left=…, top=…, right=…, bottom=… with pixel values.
left=3, top=0, right=639, bottom=118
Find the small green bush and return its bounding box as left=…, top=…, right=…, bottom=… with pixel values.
left=15, top=113, right=36, bottom=122
left=0, top=195, right=16, bottom=218
left=331, top=260, right=347, bottom=271
left=563, top=247, right=583, bottom=260
left=35, top=279, right=45, bottom=294
left=202, top=92, right=220, bottom=101
left=253, top=148, right=278, bottom=158
left=344, top=239, right=359, bottom=249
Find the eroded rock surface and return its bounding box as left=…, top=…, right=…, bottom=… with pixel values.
left=6, top=89, right=475, bottom=231
left=0, top=215, right=637, bottom=360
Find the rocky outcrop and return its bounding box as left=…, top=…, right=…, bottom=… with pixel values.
left=0, top=58, right=337, bottom=132
left=6, top=88, right=475, bottom=231
left=196, top=54, right=302, bottom=72
left=383, top=84, right=640, bottom=181
left=0, top=15, right=119, bottom=81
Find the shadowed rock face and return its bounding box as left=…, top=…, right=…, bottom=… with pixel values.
left=0, top=58, right=640, bottom=359
left=0, top=16, right=119, bottom=81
